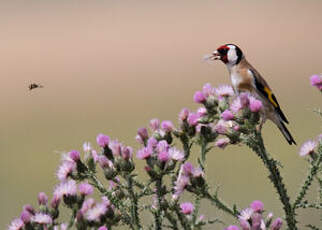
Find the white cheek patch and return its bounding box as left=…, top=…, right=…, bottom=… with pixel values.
left=227, top=47, right=238, bottom=64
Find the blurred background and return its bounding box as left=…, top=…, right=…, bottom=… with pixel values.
left=1, top=0, right=321, bottom=229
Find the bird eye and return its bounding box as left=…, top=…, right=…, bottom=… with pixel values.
left=218, top=48, right=228, bottom=55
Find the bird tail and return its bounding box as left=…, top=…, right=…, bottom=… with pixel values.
left=276, top=119, right=296, bottom=145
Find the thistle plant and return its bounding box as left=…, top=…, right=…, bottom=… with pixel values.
left=8, top=76, right=322, bottom=230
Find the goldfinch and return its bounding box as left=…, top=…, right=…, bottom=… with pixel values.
left=208, top=44, right=296, bottom=145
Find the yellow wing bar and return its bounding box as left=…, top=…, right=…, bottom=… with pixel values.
left=264, top=86, right=278, bottom=108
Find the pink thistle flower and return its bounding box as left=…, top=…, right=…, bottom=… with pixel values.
left=136, top=147, right=152, bottom=160
left=158, top=151, right=170, bottom=163
left=250, top=200, right=264, bottom=212
left=91, top=150, right=99, bottom=163
left=20, top=210, right=32, bottom=223
left=239, top=93, right=250, bottom=107
left=79, top=182, right=94, bottom=196
left=37, top=192, right=48, bottom=206
left=266, top=212, right=273, bottom=220
left=85, top=203, right=107, bottom=222
left=271, top=218, right=283, bottom=230
left=54, top=180, right=77, bottom=200
left=249, top=97, right=262, bottom=112
left=98, top=155, right=112, bottom=168
left=233, top=125, right=240, bottom=131
left=50, top=195, right=60, bottom=209
left=299, top=140, right=317, bottom=156
left=202, top=83, right=215, bottom=97
left=109, top=140, right=122, bottom=156
left=182, top=162, right=194, bottom=175
left=8, top=218, right=24, bottom=230
left=179, top=108, right=190, bottom=121
left=61, top=153, right=75, bottom=163
left=193, top=91, right=206, bottom=104
left=168, top=147, right=184, bottom=161
left=215, top=85, right=234, bottom=100
left=230, top=97, right=243, bottom=113
left=221, top=109, right=234, bottom=121
left=161, top=120, right=174, bottom=132
left=187, top=112, right=200, bottom=126
left=173, top=176, right=189, bottom=200
left=238, top=208, right=254, bottom=221
left=251, top=212, right=262, bottom=230
left=80, top=198, right=95, bottom=214
left=147, top=137, right=158, bottom=149
left=173, top=168, right=190, bottom=200
left=192, top=167, right=204, bottom=178
left=121, top=146, right=133, bottom=160
left=214, top=120, right=228, bottom=134
left=157, top=140, right=169, bottom=153
left=180, top=202, right=194, bottom=215
left=215, top=138, right=230, bottom=149
left=135, top=135, right=144, bottom=144
left=150, top=118, right=160, bottom=131
left=98, top=226, right=108, bottom=230
left=137, top=128, right=149, bottom=140
left=101, top=196, right=111, bottom=207
left=197, top=107, right=207, bottom=117
left=69, top=150, right=80, bottom=162
left=96, top=134, right=110, bottom=148
left=56, top=161, right=76, bottom=181
left=83, top=142, right=92, bottom=152
left=310, top=74, right=322, bottom=90
left=225, top=225, right=240, bottom=230
left=198, top=215, right=205, bottom=222
left=23, top=204, right=35, bottom=215
left=239, top=219, right=251, bottom=230
left=31, top=213, right=52, bottom=225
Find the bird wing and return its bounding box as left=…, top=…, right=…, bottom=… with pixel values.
left=248, top=67, right=289, bottom=124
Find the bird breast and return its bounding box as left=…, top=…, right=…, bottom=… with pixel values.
left=230, top=73, right=242, bottom=90
left=229, top=67, right=254, bottom=93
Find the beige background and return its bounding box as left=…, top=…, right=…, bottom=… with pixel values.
left=1, top=0, right=322, bottom=229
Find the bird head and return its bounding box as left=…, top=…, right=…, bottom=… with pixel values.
left=208, top=44, right=243, bottom=66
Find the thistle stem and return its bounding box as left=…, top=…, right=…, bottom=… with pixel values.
left=199, top=139, right=208, bottom=171
left=293, top=153, right=322, bottom=210
left=245, top=132, right=297, bottom=230
left=174, top=206, right=191, bottom=230
left=164, top=210, right=179, bottom=230
left=155, top=178, right=163, bottom=230
left=127, top=175, right=142, bottom=230
left=203, top=191, right=237, bottom=218
left=67, top=208, right=77, bottom=229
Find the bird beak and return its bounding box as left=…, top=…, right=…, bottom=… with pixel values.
left=211, top=50, right=221, bottom=60
left=203, top=50, right=221, bottom=61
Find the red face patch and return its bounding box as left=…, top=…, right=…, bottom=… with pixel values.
left=217, top=45, right=230, bottom=63
left=217, top=45, right=229, bottom=51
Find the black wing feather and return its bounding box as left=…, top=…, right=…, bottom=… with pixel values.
left=253, top=76, right=289, bottom=124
